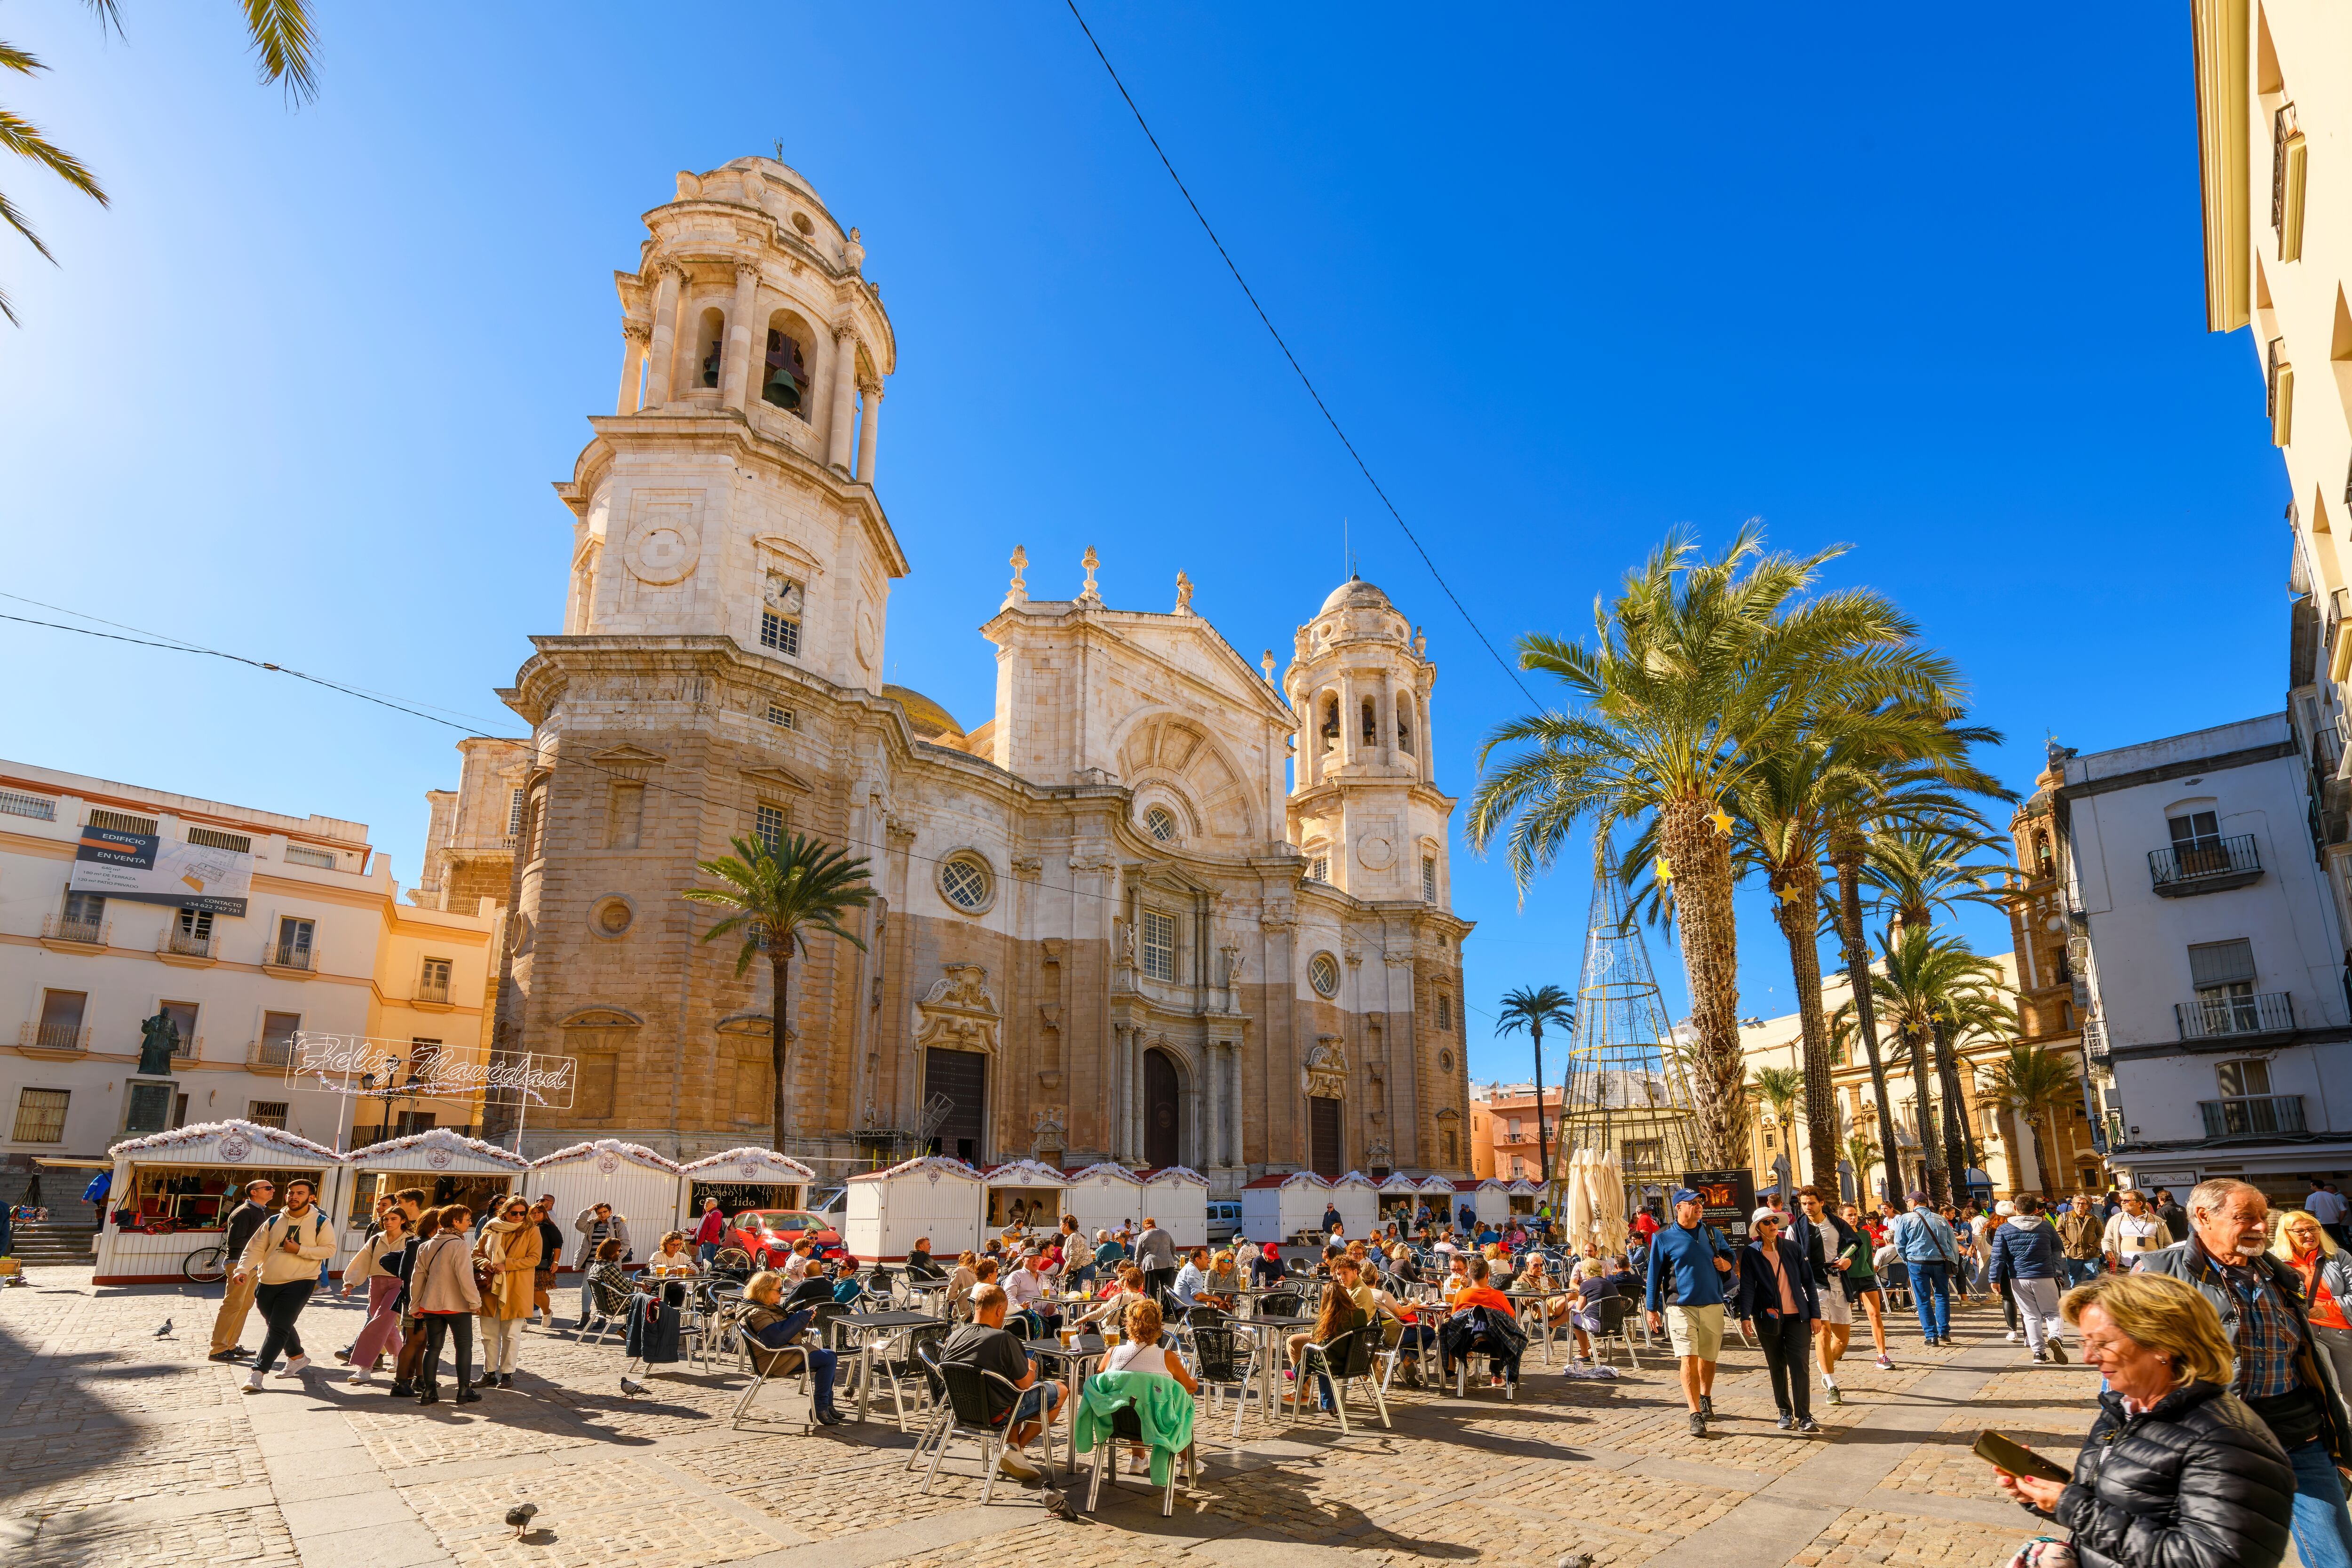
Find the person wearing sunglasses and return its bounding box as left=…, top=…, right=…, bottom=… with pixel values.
left=472, top=1196, right=543, bottom=1389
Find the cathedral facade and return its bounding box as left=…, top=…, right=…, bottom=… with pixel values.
left=423, top=158, right=1473, bottom=1192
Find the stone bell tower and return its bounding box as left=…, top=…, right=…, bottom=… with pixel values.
left=1284, top=577, right=1450, bottom=907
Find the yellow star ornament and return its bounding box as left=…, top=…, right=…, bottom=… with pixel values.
left=1653, top=854, right=1674, bottom=884
left=1709, top=806, right=1733, bottom=837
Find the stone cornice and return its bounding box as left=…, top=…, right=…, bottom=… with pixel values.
left=980, top=602, right=1294, bottom=729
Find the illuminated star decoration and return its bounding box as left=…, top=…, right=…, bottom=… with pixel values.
left=1653, top=854, right=1673, bottom=884
left=1708, top=805, right=1733, bottom=837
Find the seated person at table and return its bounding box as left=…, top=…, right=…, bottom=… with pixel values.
left=1564, top=1258, right=1615, bottom=1361
left=1003, top=1251, right=1059, bottom=1329
left=905, top=1237, right=937, bottom=1279
left=782, top=1239, right=818, bottom=1282
left=1077, top=1266, right=1151, bottom=1330
left=584, top=1238, right=634, bottom=1330
left=1438, top=1252, right=1474, bottom=1309
left=1388, top=1244, right=1424, bottom=1286
left=1248, top=1243, right=1288, bottom=1288
left=1517, top=1255, right=1572, bottom=1326
left=782, top=1263, right=838, bottom=1313
left=943, top=1250, right=982, bottom=1317
left=739, top=1269, right=843, bottom=1425
left=648, top=1230, right=700, bottom=1278
left=1369, top=1272, right=1436, bottom=1382
left=1201, top=1250, right=1242, bottom=1306
left=1287, top=1256, right=1372, bottom=1406
left=1446, top=1255, right=1522, bottom=1387
left=827, top=1256, right=867, bottom=1305
left=942, top=1283, right=1064, bottom=1482
left=1096, top=1296, right=1200, bottom=1475
left=1171, top=1249, right=1220, bottom=1312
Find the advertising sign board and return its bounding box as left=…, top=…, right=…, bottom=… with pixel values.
left=1681, top=1167, right=1758, bottom=1244
left=69, top=825, right=253, bottom=915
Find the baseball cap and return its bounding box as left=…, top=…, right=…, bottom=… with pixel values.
left=1670, top=1187, right=1702, bottom=1208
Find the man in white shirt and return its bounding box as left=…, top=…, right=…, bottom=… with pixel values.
left=2308, top=1180, right=2351, bottom=1247
left=2100, top=1188, right=2169, bottom=1268
left=1002, top=1251, right=1057, bottom=1327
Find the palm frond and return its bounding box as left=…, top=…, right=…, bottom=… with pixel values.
left=241, top=0, right=318, bottom=103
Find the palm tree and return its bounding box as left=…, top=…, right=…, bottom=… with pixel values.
left=683, top=833, right=873, bottom=1154
left=1469, top=525, right=1958, bottom=1166
left=1866, top=822, right=2013, bottom=944
left=1845, top=1129, right=1881, bottom=1203
left=1749, top=1064, right=1804, bottom=1188
left=1979, top=1042, right=2081, bottom=1198
left=1858, top=929, right=2010, bottom=1202
left=1495, top=985, right=1574, bottom=1186
left=3, top=2, right=316, bottom=322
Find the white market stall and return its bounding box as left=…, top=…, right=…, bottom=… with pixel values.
left=527, top=1138, right=683, bottom=1269
left=1455, top=1178, right=1511, bottom=1227
left=1377, top=1172, right=1422, bottom=1224
left=1240, top=1171, right=1331, bottom=1247
left=847, top=1155, right=985, bottom=1262
left=1061, top=1162, right=1145, bottom=1239
left=1138, top=1165, right=1209, bottom=1248
left=1328, top=1171, right=1380, bottom=1237
left=1507, top=1178, right=1540, bottom=1218
left=1422, top=1175, right=1462, bottom=1226
left=980, top=1160, right=1069, bottom=1237
left=96, top=1119, right=344, bottom=1286
left=675, top=1147, right=817, bottom=1229
left=343, top=1129, right=525, bottom=1250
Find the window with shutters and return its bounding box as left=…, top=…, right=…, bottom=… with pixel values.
left=2188, top=939, right=2257, bottom=994
left=284, top=843, right=337, bottom=869
left=246, top=1101, right=289, bottom=1130
left=186, top=827, right=252, bottom=853
left=0, top=788, right=56, bottom=821
left=11, top=1087, right=68, bottom=1143
left=2217, top=1058, right=2273, bottom=1098
left=87, top=808, right=157, bottom=834
left=275, top=917, right=316, bottom=968
left=1141, top=909, right=1177, bottom=983
left=418, top=957, right=453, bottom=1003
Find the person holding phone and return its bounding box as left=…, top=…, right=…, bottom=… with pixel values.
left=1991, top=1271, right=2292, bottom=1568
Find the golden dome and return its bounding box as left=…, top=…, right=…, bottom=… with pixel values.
left=884, top=684, right=965, bottom=741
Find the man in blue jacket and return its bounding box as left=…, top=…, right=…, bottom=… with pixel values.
left=1890, top=1191, right=1961, bottom=1346
left=1644, top=1187, right=1735, bottom=1437
left=1985, top=1193, right=2066, bottom=1363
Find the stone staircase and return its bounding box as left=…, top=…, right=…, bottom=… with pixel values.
left=1, top=1169, right=100, bottom=1264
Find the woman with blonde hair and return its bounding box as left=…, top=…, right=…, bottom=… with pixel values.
left=1095, top=1295, right=1200, bottom=1473
left=2273, top=1207, right=2352, bottom=1398
left=472, top=1195, right=541, bottom=1388
left=1989, top=1270, right=2291, bottom=1568
left=648, top=1229, right=700, bottom=1278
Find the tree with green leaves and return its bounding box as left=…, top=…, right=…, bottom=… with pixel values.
left=1851, top=929, right=2011, bottom=1202
left=1749, top=1063, right=1804, bottom=1186
left=1469, top=525, right=1958, bottom=1167
left=684, top=833, right=872, bottom=1154
left=1495, top=985, right=1574, bottom=1186
left=1978, top=1041, right=2078, bottom=1198
left=3, top=1, right=316, bottom=323
left=1845, top=1129, right=1881, bottom=1202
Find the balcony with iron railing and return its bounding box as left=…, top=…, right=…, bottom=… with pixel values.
left=2199, top=1093, right=2308, bottom=1139
left=414, top=979, right=452, bottom=1006
left=2082, top=1018, right=2108, bottom=1062
left=247, top=1036, right=296, bottom=1069
left=19, top=1021, right=90, bottom=1052
left=38, top=913, right=110, bottom=948
left=2149, top=834, right=2263, bottom=896
left=158, top=926, right=218, bottom=963
left=264, top=942, right=316, bottom=975
left=2176, top=990, right=2296, bottom=1042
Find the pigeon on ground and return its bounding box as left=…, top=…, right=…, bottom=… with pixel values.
left=153, top=1318, right=174, bottom=1337
left=1041, top=1486, right=1083, bottom=1524
left=504, top=1502, right=539, bottom=1539
left=619, top=1375, right=647, bottom=1397
left=1559, top=1555, right=1593, bottom=1568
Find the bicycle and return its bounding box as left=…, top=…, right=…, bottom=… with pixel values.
left=182, top=1242, right=228, bottom=1284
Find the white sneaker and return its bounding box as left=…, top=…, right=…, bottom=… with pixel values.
left=996, top=1448, right=1041, bottom=1480
left=347, top=1367, right=373, bottom=1386
left=2004, top=1331, right=2018, bottom=1342
left=243, top=1370, right=266, bottom=1394
left=276, top=1355, right=310, bottom=1378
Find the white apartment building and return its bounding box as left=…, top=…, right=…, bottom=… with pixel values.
left=0, top=761, right=500, bottom=1162
left=2058, top=713, right=2352, bottom=1196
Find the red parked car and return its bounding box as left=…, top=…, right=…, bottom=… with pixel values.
left=727, top=1209, right=845, bottom=1268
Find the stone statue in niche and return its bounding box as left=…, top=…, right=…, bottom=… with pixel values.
left=136, top=1011, right=180, bottom=1076
left=1303, top=1034, right=1348, bottom=1099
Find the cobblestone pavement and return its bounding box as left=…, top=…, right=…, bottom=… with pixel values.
left=0, top=1268, right=2102, bottom=1567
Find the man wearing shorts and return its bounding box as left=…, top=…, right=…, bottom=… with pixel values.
left=1838, top=1202, right=1893, bottom=1370
left=1791, top=1187, right=1855, bottom=1404
left=1644, top=1186, right=1734, bottom=1437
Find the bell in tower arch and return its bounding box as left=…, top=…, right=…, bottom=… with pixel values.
left=761, top=329, right=808, bottom=410
left=701, top=339, right=722, bottom=389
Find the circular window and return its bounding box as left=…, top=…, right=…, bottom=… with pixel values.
left=592, top=897, right=635, bottom=938
left=1309, top=951, right=1340, bottom=998
left=1439, top=1050, right=1454, bottom=1072
left=939, top=854, right=993, bottom=913
left=1144, top=806, right=1177, bottom=843
left=791, top=211, right=815, bottom=235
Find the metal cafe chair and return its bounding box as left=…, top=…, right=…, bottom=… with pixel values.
left=918, top=1358, right=1039, bottom=1507
left=1081, top=1372, right=1199, bottom=1517
left=1290, top=1324, right=1390, bottom=1434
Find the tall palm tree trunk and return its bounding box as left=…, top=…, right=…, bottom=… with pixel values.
left=769, top=950, right=793, bottom=1154
left=1904, top=1021, right=1948, bottom=1204
left=1831, top=842, right=1902, bottom=1205
left=1532, top=1022, right=1552, bottom=1186
left=1661, top=799, right=1746, bottom=1166
left=1771, top=864, right=1841, bottom=1194
left=1931, top=1015, right=1971, bottom=1201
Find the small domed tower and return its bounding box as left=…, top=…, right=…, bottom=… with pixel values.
left=1285, top=577, right=1450, bottom=904
left=554, top=156, right=908, bottom=696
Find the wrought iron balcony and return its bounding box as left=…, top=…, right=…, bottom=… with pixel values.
left=2176, top=990, right=2295, bottom=1041
left=415, top=979, right=452, bottom=1006
left=2082, top=1018, right=2108, bottom=1061
left=2149, top=834, right=2262, bottom=895
left=19, top=1021, right=89, bottom=1052
left=39, top=914, right=109, bottom=947
left=2198, top=1093, right=2307, bottom=1138
left=268, top=943, right=316, bottom=973
left=159, top=926, right=217, bottom=960
left=248, top=1036, right=295, bottom=1069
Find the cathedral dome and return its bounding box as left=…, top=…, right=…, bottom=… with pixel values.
left=1320, top=575, right=1391, bottom=614
left=883, top=685, right=965, bottom=741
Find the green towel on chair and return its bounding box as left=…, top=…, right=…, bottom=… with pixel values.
left=1074, top=1369, right=1195, bottom=1488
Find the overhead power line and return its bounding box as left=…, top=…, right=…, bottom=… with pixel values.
left=1063, top=1, right=1539, bottom=708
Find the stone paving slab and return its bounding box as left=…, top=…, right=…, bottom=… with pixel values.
left=0, top=1265, right=2095, bottom=1567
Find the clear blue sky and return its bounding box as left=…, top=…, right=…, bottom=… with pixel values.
left=0, top=5, right=2286, bottom=1088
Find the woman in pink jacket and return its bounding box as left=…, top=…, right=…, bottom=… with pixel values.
left=340, top=1208, right=411, bottom=1384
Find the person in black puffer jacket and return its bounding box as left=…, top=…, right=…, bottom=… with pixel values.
left=1995, top=1271, right=2291, bottom=1568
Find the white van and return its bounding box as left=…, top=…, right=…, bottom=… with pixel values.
left=1207, top=1200, right=1242, bottom=1244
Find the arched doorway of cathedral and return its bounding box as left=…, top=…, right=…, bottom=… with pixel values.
left=1144, top=1048, right=1182, bottom=1170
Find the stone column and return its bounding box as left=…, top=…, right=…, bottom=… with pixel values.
left=615, top=323, right=648, bottom=414
left=643, top=265, right=683, bottom=408
left=1206, top=1042, right=1223, bottom=1166
left=1112, top=1024, right=1131, bottom=1160
left=826, top=325, right=859, bottom=471
left=723, top=263, right=761, bottom=413
left=1337, top=671, right=1356, bottom=768
left=855, top=382, right=882, bottom=482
